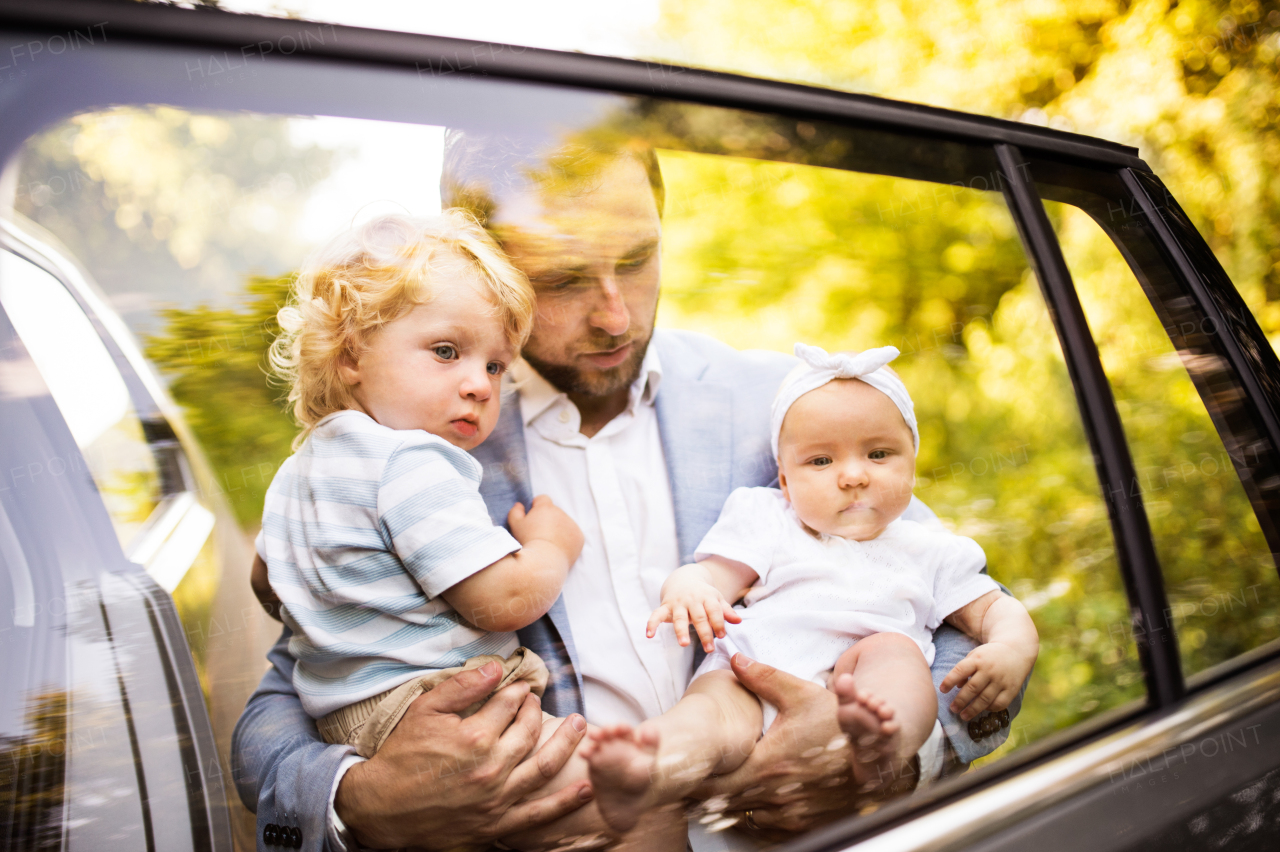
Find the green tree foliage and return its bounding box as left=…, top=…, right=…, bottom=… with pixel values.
left=144, top=275, right=297, bottom=527
left=650, top=0, right=1280, bottom=342
left=13, top=108, right=335, bottom=522
left=13, top=107, right=335, bottom=332
left=645, top=0, right=1280, bottom=752
left=0, top=693, right=67, bottom=850
left=1056, top=200, right=1278, bottom=679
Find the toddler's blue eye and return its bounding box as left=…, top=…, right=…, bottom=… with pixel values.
left=487, top=361, right=505, bottom=376
left=869, top=450, right=888, bottom=460
left=811, top=457, right=832, bottom=467
left=433, top=345, right=458, bottom=360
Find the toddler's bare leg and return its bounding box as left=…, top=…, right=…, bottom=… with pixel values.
left=830, top=633, right=936, bottom=795
left=584, top=671, right=764, bottom=833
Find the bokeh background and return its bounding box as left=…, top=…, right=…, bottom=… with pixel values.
left=6, top=0, right=1280, bottom=788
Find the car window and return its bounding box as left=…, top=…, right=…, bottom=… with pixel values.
left=9, top=93, right=1156, bottom=811
left=7, top=22, right=1280, bottom=847
left=654, top=148, right=1144, bottom=753
left=1046, top=199, right=1279, bottom=681
left=0, top=298, right=227, bottom=851
left=0, top=250, right=161, bottom=554
left=0, top=492, right=72, bottom=851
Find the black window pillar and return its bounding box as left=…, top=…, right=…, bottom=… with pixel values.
left=995, top=143, right=1184, bottom=708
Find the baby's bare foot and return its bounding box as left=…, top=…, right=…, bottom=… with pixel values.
left=580, top=723, right=659, bottom=833
left=833, top=673, right=906, bottom=794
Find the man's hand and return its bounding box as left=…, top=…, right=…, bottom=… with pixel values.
left=698, top=654, right=865, bottom=836
left=646, top=567, right=741, bottom=652
left=250, top=554, right=283, bottom=622
left=335, top=661, right=593, bottom=849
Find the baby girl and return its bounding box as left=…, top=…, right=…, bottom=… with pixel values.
left=581, top=344, right=1039, bottom=831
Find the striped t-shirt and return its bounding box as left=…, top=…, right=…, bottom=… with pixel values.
left=258, top=410, right=521, bottom=718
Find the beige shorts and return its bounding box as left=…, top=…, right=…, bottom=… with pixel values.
left=318, top=647, right=554, bottom=758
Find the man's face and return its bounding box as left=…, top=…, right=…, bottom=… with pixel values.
left=492, top=156, right=662, bottom=399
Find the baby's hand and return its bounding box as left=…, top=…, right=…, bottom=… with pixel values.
left=646, top=568, right=741, bottom=653
left=939, top=641, right=1034, bottom=721
left=508, top=495, right=584, bottom=564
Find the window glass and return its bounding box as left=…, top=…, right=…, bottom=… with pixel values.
left=8, top=92, right=1152, bottom=837
left=0, top=251, right=161, bottom=553
left=656, top=151, right=1142, bottom=753
left=0, top=495, right=69, bottom=851
left=1047, top=199, right=1280, bottom=678
left=0, top=305, right=175, bottom=852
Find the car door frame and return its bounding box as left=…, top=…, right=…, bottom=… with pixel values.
left=0, top=220, right=234, bottom=851
left=2, top=2, right=1279, bottom=850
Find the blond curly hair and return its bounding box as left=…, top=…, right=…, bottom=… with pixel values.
left=270, top=210, right=534, bottom=448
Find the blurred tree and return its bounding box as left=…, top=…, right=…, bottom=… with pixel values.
left=1055, top=198, right=1277, bottom=684
left=648, top=0, right=1280, bottom=753
left=0, top=693, right=67, bottom=850
left=12, top=107, right=336, bottom=334
left=144, top=274, right=297, bottom=527
left=653, top=0, right=1280, bottom=343
left=13, top=109, right=337, bottom=526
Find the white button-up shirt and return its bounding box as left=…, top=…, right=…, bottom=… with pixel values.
left=513, top=346, right=694, bottom=726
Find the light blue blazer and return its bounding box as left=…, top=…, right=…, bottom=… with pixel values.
left=231, top=329, right=1019, bottom=852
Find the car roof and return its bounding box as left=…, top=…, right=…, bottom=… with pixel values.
left=0, top=0, right=1146, bottom=170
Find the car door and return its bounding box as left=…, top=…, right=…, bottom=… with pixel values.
left=0, top=3, right=1276, bottom=851
left=809, top=155, right=1280, bottom=852
left=0, top=224, right=235, bottom=850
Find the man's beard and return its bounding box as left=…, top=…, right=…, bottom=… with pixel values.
left=523, top=330, right=652, bottom=399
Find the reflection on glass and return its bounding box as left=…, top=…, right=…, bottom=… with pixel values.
left=0, top=528, right=149, bottom=851
left=0, top=461, right=69, bottom=849
left=171, top=534, right=222, bottom=709
left=63, top=579, right=150, bottom=852
left=1048, top=199, right=1279, bottom=678
left=0, top=692, right=67, bottom=851
left=0, top=252, right=160, bottom=552
left=6, top=97, right=1163, bottom=843
left=656, top=153, right=1144, bottom=750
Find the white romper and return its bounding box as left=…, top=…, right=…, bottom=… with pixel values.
left=694, top=486, right=998, bottom=730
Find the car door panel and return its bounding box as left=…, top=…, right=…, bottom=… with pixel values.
left=0, top=258, right=231, bottom=851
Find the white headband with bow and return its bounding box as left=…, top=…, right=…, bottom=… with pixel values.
left=770, top=343, right=919, bottom=459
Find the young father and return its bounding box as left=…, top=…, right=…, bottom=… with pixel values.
left=232, top=129, right=1021, bottom=852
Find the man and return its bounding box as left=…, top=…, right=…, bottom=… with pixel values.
left=234, top=129, right=1019, bottom=852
